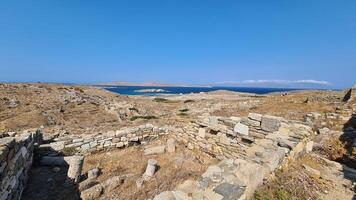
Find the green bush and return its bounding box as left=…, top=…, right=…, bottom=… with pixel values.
left=130, top=115, right=158, bottom=121
left=183, top=99, right=195, bottom=103
left=179, top=108, right=189, bottom=112
left=62, top=147, right=77, bottom=156
left=129, top=107, right=139, bottom=112
left=153, top=97, right=178, bottom=103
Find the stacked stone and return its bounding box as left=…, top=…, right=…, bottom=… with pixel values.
left=174, top=113, right=288, bottom=160
left=0, top=130, right=40, bottom=200
left=47, top=124, right=169, bottom=154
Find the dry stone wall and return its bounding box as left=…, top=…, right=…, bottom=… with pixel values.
left=42, top=124, right=170, bottom=155
left=0, top=130, right=40, bottom=200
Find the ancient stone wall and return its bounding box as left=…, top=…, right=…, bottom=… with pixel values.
left=42, top=124, right=170, bottom=155
left=0, top=130, right=40, bottom=200
left=173, top=113, right=301, bottom=160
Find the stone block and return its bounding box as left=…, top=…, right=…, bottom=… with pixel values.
left=144, top=145, right=165, bottom=155
left=248, top=113, right=262, bottom=121
left=166, top=138, right=176, bottom=153
left=198, top=128, right=206, bottom=138
left=234, top=123, right=249, bottom=135
left=261, top=115, right=282, bottom=132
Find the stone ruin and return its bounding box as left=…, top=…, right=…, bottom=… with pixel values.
left=0, top=113, right=314, bottom=200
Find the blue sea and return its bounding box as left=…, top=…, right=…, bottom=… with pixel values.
left=101, top=86, right=300, bottom=96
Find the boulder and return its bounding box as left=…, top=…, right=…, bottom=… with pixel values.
left=234, top=123, right=249, bottom=135
left=144, top=145, right=165, bottom=155
left=261, top=115, right=282, bottom=132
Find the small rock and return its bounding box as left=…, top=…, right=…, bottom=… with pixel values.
left=88, top=168, right=100, bottom=179
left=305, top=141, right=314, bottom=153
left=303, top=164, right=321, bottom=178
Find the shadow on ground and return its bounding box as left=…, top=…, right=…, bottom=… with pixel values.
left=21, top=139, right=80, bottom=200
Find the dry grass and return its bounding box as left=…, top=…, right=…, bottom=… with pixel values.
left=254, top=155, right=329, bottom=200
left=82, top=140, right=214, bottom=200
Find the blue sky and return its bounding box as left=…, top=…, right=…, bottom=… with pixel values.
left=0, top=1, right=355, bottom=88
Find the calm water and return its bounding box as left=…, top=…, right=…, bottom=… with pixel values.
left=101, top=86, right=300, bottom=96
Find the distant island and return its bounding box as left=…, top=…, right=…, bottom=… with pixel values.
left=96, top=81, right=211, bottom=88
left=133, top=88, right=168, bottom=93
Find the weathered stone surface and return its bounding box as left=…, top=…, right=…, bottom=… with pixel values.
left=303, top=164, right=321, bottom=178
left=166, top=138, right=176, bottom=153
left=202, top=165, right=223, bottom=181
left=213, top=182, right=245, bottom=200
left=219, top=134, right=230, bottom=145
left=81, top=184, right=103, bottom=200
left=67, top=156, right=84, bottom=183
left=248, top=119, right=260, bottom=127
left=88, top=168, right=100, bottom=179
left=79, top=179, right=99, bottom=192
left=198, top=128, right=206, bottom=138
left=278, top=139, right=297, bottom=150
left=261, top=115, right=282, bottom=132
left=102, top=176, right=123, bottom=192
left=305, top=141, right=314, bottom=153
left=248, top=113, right=262, bottom=122
left=234, top=123, right=249, bottom=136
left=144, top=145, right=166, bottom=155
left=230, top=116, right=241, bottom=123
left=143, top=159, right=158, bottom=178
left=153, top=191, right=175, bottom=200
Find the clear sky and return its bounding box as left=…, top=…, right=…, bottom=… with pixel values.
left=0, top=0, right=355, bottom=89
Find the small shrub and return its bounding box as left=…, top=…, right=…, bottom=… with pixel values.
left=179, top=108, right=189, bottom=112
left=153, top=98, right=178, bottom=103
left=178, top=112, right=188, bottom=116
left=130, top=115, right=158, bottom=121
left=129, top=107, right=139, bottom=112
left=184, top=99, right=195, bottom=103
left=62, top=147, right=77, bottom=156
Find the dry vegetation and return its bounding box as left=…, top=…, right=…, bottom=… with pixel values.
left=254, top=155, right=329, bottom=200
left=82, top=140, right=215, bottom=200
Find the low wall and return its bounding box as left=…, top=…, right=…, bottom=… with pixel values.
left=42, top=124, right=170, bottom=155
left=0, top=130, right=40, bottom=200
